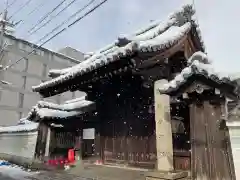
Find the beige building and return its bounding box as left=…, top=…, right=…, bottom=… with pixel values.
left=0, top=34, right=85, bottom=126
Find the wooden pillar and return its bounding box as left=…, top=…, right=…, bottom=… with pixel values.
left=154, top=79, right=174, bottom=171
left=34, top=121, right=49, bottom=160
left=73, top=129, right=82, bottom=162
left=93, top=121, right=104, bottom=163
left=44, top=127, right=51, bottom=157
left=49, top=128, right=56, bottom=158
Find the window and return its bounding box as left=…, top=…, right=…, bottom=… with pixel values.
left=23, top=58, right=29, bottom=72
left=22, top=76, right=27, bottom=89
left=18, top=93, right=24, bottom=108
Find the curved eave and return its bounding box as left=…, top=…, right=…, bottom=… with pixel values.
left=160, top=72, right=238, bottom=99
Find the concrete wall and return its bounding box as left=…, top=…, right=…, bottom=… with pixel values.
left=58, top=47, right=84, bottom=61
left=0, top=131, right=38, bottom=159
left=0, top=35, right=86, bottom=126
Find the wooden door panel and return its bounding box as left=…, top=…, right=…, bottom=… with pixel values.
left=127, top=136, right=156, bottom=169
left=190, top=103, right=210, bottom=180
left=190, top=102, right=236, bottom=180
left=204, top=102, right=235, bottom=179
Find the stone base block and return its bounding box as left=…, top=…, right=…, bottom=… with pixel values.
left=145, top=171, right=188, bottom=180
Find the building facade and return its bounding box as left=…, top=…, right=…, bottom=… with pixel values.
left=0, top=34, right=85, bottom=126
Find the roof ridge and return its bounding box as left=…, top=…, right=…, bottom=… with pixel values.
left=47, top=4, right=197, bottom=78
left=84, top=4, right=196, bottom=59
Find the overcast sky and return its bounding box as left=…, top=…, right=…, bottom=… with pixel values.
left=0, top=0, right=239, bottom=73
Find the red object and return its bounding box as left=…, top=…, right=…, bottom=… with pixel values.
left=95, top=160, right=103, bottom=165
left=68, top=149, right=75, bottom=162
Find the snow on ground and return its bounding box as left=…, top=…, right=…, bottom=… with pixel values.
left=0, top=160, right=38, bottom=179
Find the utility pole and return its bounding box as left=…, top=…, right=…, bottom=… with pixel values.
left=0, top=0, right=14, bottom=66
left=0, top=10, right=8, bottom=67
left=0, top=10, right=7, bottom=50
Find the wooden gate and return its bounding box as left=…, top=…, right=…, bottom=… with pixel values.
left=190, top=101, right=235, bottom=180
left=103, top=135, right=156, bottom=168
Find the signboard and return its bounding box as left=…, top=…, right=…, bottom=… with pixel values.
left=83, top=128, right=95, bottom=140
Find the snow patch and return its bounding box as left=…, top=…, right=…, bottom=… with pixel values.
left=187, top=51, right=211, bottom=64
left=64, top=96, right=86, bottom=104
left=0, top=160, right=38, bottom=179
left=0, top=80, right=12, bottom=85
left=139, top=23, right=190, bottom=52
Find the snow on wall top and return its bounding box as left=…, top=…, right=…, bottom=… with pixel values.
left=228, top=101, right=240, bottom=121
left=0, top=123, right=38, bottom=133
left=27, top=97, right=94, bottom=121
left=32, top=4, right=204, bottom=92
left=36, top=98, right=94, bottom=111
left=159, top=52, right=235, bottom=93
left=28, top=107, right=81, bottom=120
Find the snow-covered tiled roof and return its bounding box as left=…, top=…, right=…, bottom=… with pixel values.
left=27, top=97, right=95, bottom=121
left=28, top=107, right=81, bottom=120
left=0, top=123, right=38, bottom=133
left=32, top=4, right=204, bottom=93
left=159, top=52, right=237, bottom=94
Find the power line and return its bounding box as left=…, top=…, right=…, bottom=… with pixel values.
left=8, top=0, right=34, bottom=19
left=14, top=0, right=47, bottom=28
left=37, top=0, right=96, bottom=44
left=1, top=0, right=109, bottom=72
left=29, top=0, right=79, bottom=36
left=27, top=0, right=68, bottom=34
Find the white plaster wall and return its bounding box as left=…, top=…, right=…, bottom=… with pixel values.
left=227, top=125, right=240, bottom=179
left=0, top=132, right=38, bottom=159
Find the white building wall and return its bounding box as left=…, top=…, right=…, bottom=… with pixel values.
left=0, top=132, right=38, bottom=159
left=0, top=35, right=84, bottom=126
left=227, top=122, right=240, bottom=179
